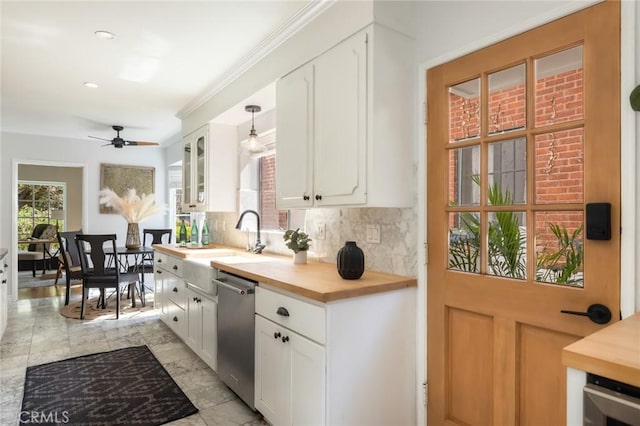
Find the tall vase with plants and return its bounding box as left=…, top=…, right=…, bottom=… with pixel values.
left=99, top=188, right=166, bottom=249
left=283, top=228, right=311, bottom=264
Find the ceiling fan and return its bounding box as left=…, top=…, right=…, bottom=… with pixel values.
left=88, top=125, right=160, bottom=148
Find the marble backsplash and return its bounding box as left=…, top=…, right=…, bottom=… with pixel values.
left=206, top=207, right=417, bottom=277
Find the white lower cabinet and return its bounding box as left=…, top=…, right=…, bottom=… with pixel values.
left=255, top=284, right=415, bottom=426
left=155, top=251, right=217, bottom=371
left=255, top=315, right=325, bottom=426
left=186, top=286, right=217, bottom=371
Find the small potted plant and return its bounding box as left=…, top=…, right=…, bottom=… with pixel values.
left=283, top=228, right=312, bottom=264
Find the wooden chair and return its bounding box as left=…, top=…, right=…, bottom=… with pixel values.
left=18, top=223, right=58, bottom=277
left=75, top=234, right=141, bottom=319
left=55, top=230, right=83, bottom=305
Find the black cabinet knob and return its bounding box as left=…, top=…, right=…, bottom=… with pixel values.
left=193, top=297, right=198, bottom=302
left=173, top=265, right=178, bottom=270
left=173, top=316, right=178, bottom=322
left=282, top=336, right=290, bottom=343
left=173, top=287, right=178, bottom=293
left=315, top=194, right=322, bottom=201
left=156, top=270, right=162, bottom=274
left=157, top=259, right=163, bottom=263
left=274, top=332, right=281, bottom=339
left=1, top=280, right=6, bottom=284
left=303, top=195, right=310, bottom=201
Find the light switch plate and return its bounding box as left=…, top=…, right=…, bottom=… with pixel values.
left=316, top=223, right=326, bottom=240
left=366, top=224, right=381, bottom=244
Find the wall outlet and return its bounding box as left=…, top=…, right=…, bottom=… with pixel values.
left=316, top=223, right=326, bottom=240
left=366, top=224, right=381, bottom=244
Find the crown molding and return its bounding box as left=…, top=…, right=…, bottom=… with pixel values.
left=176, top=0, right=335, bottom=120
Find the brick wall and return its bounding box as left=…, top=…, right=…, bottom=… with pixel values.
left=448, top=67, right=585, bottom=258
left=260, top=155, right=288, bottom=230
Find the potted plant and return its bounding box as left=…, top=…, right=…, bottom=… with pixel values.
left=283, top=228, right=311, bottom=264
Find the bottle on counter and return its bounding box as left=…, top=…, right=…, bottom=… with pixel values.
left=201, top=220, right=210, bottom=246
left=190, top=221, right=199, bottom=246
left=179, top=220, right=187, bottom=246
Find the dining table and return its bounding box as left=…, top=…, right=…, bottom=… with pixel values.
left=104, top=245, right=154, bottom=308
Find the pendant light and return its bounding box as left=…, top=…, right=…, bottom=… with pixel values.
left=245, top=105, right=266, bottom=153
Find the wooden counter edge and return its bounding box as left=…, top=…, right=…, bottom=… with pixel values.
left=562, top=348, right=640, bottom=388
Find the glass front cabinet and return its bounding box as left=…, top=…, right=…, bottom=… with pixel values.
left=181, top=123, right=238, bottom=213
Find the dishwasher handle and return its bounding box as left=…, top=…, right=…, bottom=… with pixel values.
left=213, top=278, right=254, bottom=295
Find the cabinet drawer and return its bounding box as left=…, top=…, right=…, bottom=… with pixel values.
left=163, top=300, right=186, bottom=336
left=256, top=286, right=326, bottom=344
left=165, top=277, right=186, bottom=309
left=155, top=253, right=183, bottom=277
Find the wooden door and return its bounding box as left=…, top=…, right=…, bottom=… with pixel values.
left=426, top=2, right=620, bottom=424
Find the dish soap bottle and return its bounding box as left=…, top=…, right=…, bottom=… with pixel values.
left=190, top=221, right=199, bottom=246
left=179, top=220, right=187, bottom=246
left=201, top=220, right=210, bottom=246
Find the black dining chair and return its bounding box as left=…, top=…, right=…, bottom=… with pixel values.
left=75, top=234, right=142, bottom=319
left=55, top=230, right=83, bottom=306
left=132, top=228, right=172, bottom=286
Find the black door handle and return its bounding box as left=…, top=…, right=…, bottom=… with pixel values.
left=561, top=303, right=612, bottom=324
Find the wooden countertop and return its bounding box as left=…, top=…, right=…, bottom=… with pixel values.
left=153, top=244, right=417, bottom=303
left=563, top=312, right=640, bottom=387
left=153, top=244, right=235, bottom=259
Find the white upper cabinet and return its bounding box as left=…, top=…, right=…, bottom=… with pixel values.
left=182, top=123, right=238, bottom=212
left=276, top=23, right=414, bottom=209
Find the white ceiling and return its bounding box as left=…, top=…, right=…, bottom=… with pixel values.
left=1, top=1, right=320, bottom=146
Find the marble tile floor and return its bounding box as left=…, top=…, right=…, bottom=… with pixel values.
left=0, top=287, right=268, bottom=426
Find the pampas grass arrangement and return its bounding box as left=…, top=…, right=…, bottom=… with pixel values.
left=99, top=187, right=166, bottom=223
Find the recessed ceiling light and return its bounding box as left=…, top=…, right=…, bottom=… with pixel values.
left=83, top=82, right=99, bottom=89
left=94, top=30, right=115, bottom=40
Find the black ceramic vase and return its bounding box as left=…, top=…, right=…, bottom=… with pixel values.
left=337, top=241, right=365, bottom=280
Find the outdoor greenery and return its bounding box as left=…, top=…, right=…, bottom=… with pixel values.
left=448, top=177, right=584, bottom=285
left=536, top=223, right=584, bottom=285
left=17, top=183, right=64, bottom=248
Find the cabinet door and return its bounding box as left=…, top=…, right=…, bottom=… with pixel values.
left=194, top=132, right=206, bottom=206
left=255, top=315, right=290, bottom=426
left=276, top=63, right=314, bottom=209
left=153, top=268, right=164, bottom=310
left=314, top=32, right=367, bottom=206
left=290, top=329, right=326, bottom=426
left=200, top=295, right=217, bottom=371
left=0, top=255, right=7, bottom=336
left=182, top=136, right=193, bottom=206
left=185, top=288, right=201, bottom=351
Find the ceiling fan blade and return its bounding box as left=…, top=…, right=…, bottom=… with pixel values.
left=124, top=140, right=160, bottom=146
left=88, top=135, right=112, bottom=142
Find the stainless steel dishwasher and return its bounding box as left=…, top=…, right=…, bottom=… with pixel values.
left=213, top=269, right=257, bottom=410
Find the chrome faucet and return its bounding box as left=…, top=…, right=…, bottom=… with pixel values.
left=235, top=210, right=265, bottom=253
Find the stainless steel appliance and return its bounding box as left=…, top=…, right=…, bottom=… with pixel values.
left=214, top=269, right=257, bottom=410
left=584, top=373, right=640, bottom=425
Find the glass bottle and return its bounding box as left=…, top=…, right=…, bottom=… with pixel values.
left=201, top=220, right=210, bottom=246
left=190, top=221, right=199, bottom=246
left=179, top=220, right=187, bottom=246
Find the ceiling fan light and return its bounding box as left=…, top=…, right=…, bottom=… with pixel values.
left=83, top=81, right=99, bottom=89
left=94, top=30, right=116, bottom=40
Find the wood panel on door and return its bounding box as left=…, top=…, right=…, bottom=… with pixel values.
left=426, top=2, right=620, bottom=424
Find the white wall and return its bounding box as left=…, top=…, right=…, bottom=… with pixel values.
left=0, top=132, right=169, bottom=300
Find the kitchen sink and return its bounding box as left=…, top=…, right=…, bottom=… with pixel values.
left=182, top=258, right=216, bottom=295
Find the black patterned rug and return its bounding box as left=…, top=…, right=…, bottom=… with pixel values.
left=20, top=345, right=198, bottom=425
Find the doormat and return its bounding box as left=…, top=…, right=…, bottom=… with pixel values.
left=20, top=345, right=198, bottom=425
left=60, top=290, right=156, bottom=321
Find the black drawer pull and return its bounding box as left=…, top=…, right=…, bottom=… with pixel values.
left=172, top=287, right=178, bottom=293
left=157, top=259, right=163, bottom=263
left=173, top=265, right=178, bottom=270
left=303, top=195, right=310, bottom=201
left=1, top=280, right=6, bottom=284
left=315, top=194, right=322, bottom=201
left=282, top=335, right=289, bottom=343
left=274, top=332, right=281, bottom=339
left=276, top=307, right=290, bottom=317
left=173, top=316, right=178, bottom=322
left=156, top=270, right=162, bottom=274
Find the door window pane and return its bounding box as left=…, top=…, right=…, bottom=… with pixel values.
left=487, top=211, right=527, bottom=279
left=534, top=46, right=583, bottom=127
left=449, top=78, right=480, bottom=142
left=535, top=129, right=584, bottom=204
left=535, top=211, right=583, bottom=287
left=449, top=145, right=480, bottom=206
left=488, top=138, right=526, bottom=205
left=448, top=212, right=480, bottom=273
left=488, top=64, right=526, bottom=134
